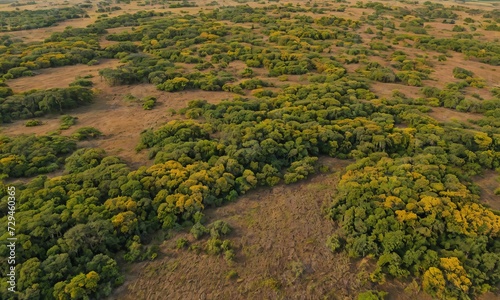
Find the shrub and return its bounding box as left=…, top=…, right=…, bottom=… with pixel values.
left=71, top=127, right=103, bottom=140
left=60, top=115, right=77, bottom=130
left=176, top=238, right=189, bottom=249
left=69, top=79, right=93, bottom=87
left=206, top=238, right=223, bottom=255
left=452, top=67, right=473, bottom=79
left=142, top=96, right=157, bottom=110
left=326, top=234, right=343, bottom=253
left=190, top=222, right=209, bottom=240
left=226, top=270, right=238, bottom=280
left=25, top=119, right=42, bottom=127
left=209, top=220, right=232, bottom=238
left=241, top=68, right=254, bottom=78
left=224, top=249, right=235, bottom=262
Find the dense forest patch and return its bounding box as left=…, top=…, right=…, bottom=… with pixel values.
left=0, top=7, right=86, bottom=32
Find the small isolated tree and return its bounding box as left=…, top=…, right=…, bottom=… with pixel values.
left=142, top=96, right=157, bottom=110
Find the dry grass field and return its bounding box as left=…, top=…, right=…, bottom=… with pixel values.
left=109, top=159, right=380, bottom=300
left=474, top=170, right=500, bottom=211
left=3, top=73, right=235, bottom=168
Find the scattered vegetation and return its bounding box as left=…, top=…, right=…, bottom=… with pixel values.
left=1, top=1, right=500, bottom=300
left=0, top=7, right=86, bottom=31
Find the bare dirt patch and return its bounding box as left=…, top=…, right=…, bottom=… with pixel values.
left=473, top=169, right=500, bottom=211
left=369, top=82, right=422, bottom=99
left=7, top=59, right=123, bottom=92
left=5, top=17, right=94, bottom=42
left=427, top=106, right=483, bottom=124
left=430, top=54, right=499, bottom=89
left=463, top=86, right=495, bottom=100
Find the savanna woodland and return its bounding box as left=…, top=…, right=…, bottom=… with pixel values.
left=0, top=0, right=500, bottom=299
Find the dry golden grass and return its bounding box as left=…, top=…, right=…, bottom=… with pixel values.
left=369, top=82, right=422, bottom=99
left=4, top=72, right=235, bottom=167
left=109, top=160, right=380, bottom=300
left=427, top=106, right=484, bottom=124
left=430, top=53, right=499, bottom=89
left=7, top=59, right=123, bottom=92
left=474, top=170, right=500, bottom=211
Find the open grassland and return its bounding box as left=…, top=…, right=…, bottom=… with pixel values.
left=110, top=161, right=378, bottom=300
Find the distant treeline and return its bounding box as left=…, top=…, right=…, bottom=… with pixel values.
left=0, top=7, right=86, bottom=32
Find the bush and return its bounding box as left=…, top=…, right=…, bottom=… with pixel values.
left=71, top=127, right=103, bottom=140
left=326, top=234, right=343, bottom=253
left=142, top=96, right=157, bottom=110
left=209, top=220, right=232, bottom=238
left=452, top=67, right=473, bottom=79
left=226, top=270, right=238, bottom=280
left=176, top=238, right=189, bottom=249
left=60, top=115, right=77, bottom=130
left=190, top=222, right=208, bottom=240
left=452, top=25, right=466, bottom=32
left=206, top=238, right=223, bottom=255
left=224, top=249, right=235, bottom=262
left=25, top=119, right=42, bottom=127
left=241, top=68, right=254, bottom=78
left=69, top=79, right=93, bottom=87
left=0, top=86, right=13, bottom=98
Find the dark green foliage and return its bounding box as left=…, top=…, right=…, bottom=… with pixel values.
left=357, top=63, right=397, bottom=83
left=190, top=222, right=209, bottom=240
left=284, top=157, right=318, bottom=184
left=330, top=154, right=500, bottom=298
left=156, top=71, right=236, bottom=92
left=206, top=238, right=232, bottom=255
left=176, top=238, right=189, bottom=249
left=0, top=86, right=13, bottom=98
left=415, top=37, right=500, bottom=66
left=0, top=153, right=133, bottom=299
left=452, top=25, right=466, bottom=32
left=326, top=234, right=343, bottom=253
left=0, top=7, right=86, bottom=32
left=169, top=1, right=197, bottom=8
left=0, top=87, right=93, bottom=123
